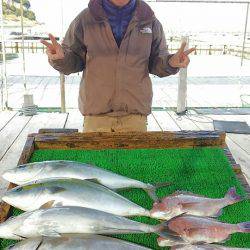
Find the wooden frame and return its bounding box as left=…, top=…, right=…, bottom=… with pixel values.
left=0, top=130, right=249, bottom=224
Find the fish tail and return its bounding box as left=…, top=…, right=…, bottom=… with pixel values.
left=225, top=187, right=242, bottom=203
left=144, top=185, right=158, bottom=202
left=237, top=222, right=250, bottom=233
left=145, top=182, right=172, bottom=202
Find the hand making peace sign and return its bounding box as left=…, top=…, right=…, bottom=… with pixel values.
left=169, top=42, right=196, bottom=68
left=40, top=33, right=64, bottom=61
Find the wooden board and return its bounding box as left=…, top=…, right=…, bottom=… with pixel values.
left=0, top=115, right=31, bottom=162
left=152, top=111, right=180, bottom=131
left=0, top=111, right=17, bottom=132
left=147, top=114, right=162, bottom=131
left=33, top=131, right=226, bottom=150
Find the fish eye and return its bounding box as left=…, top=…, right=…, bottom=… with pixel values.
left=18, top=165, right=26, bottom=170
left=15, top=187, right=23, bottom=192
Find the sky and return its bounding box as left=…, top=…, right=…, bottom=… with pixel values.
left=29, top=0, right=250, bottom=36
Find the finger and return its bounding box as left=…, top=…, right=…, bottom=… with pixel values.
left=178, top=60, right=190, bottom=68
left=40, top=39, right=53, bottom=49
left=47, top=51, right=60, bottom=60
left=49, top=33, right=59, bottom=46
left=177, top=42, right=187, bottom=55
left=46, top=47, right=56, bottom=55
left=46, top=50, right=56, bottom=58
left=184, top=47, right=196, bottom=56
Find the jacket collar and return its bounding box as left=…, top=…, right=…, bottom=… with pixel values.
left=89, top=0, right=155, bottom=23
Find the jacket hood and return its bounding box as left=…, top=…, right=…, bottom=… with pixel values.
left=88, top=0, right=155, bottom=22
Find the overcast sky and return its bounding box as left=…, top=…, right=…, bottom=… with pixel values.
left=29, top=0, right=250, bottom=36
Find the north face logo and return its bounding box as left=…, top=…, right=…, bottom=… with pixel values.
left=140, top=27, right=152, bottom=34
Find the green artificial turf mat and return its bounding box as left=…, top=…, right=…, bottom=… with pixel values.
left=1, top=147, right=250, bottom=249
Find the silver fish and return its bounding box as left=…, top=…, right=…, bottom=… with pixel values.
left=2, top=161, right=170, bottom=201
left=2, top=178, right=152, bottom=218
left=151, top=188, right=242, bottom=220
left=6, top=235, right=151, bottom=250
left=172, top=245, right=250, bottom=250
left=157, top=215, right=250, bottom=247
left=0, top=206, right=169, bottom=240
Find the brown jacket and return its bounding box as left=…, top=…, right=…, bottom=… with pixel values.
left=49, top=0, right=179, bottom=116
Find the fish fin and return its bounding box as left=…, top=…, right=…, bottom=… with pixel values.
left=53, top=201, right=63, bottom=207
left=172, top=191, right=206, bottom=198
left=39, top=200, right=56, bottom=209
left=13, top=233, right=27, bottom=240
left=47, top=186, right=66, bottom=194
left=145, top=186, right=159, bottom=202
left=238, top=222, right=250, bottom=233
left=225, top=187, right=242, bottom=203
left=166, top=212, right=188, bottom=225
left=219, top=236, right=232, bottom=244
left=157, top=235, right=185, bottom=248
left=85, top=178, right=102, bottom=185
left=211, top=209, right=223, bottom=218
left=146, top=182, right=172, bottom=202
left=156, top=220, right=183, bottom=240
left=153, top=182, right=172, bottom=189
left=41, top=230, right=62, bottom=237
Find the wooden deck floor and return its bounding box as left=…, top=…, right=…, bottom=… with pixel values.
left=3, top=75, right=250, bottom=109
left=0, top=110, right=249, bottom=199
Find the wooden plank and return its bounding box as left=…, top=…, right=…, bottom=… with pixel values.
left=208, top=115, right=250, bottom=155
left=34, top=131, right=226, bottom=150
left=227, top=134, right=250, bottom=155
left=226, top=137, right=250, bottom=185
left=39, top=128, right=78, bottom=134
left=152, top=111, right=181, bottom=131
left=167, top=111, right=200, bottom=131
left=184, top=110, right=215, bottom=131
left=147, top=114, right=162, bottom=131
left=0, top=113, right=68, bottom=172
left=0, top=111, right=17, bottom=132
left=0, top=114, right=31, bottom=162
left=224, top=146, right=249, bottom=183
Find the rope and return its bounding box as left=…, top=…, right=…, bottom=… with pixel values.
left=19, top=104, right=38, bottom=116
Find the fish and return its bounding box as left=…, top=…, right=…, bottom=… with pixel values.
left=2, top=178, right=154, bottom=218
left=171, top=244, right=250, bottom=250
left=5, top=235, right=151, bottom=250
left=151, top=188, right=242, bottom=220
left=157, top=215, right=250, bottom=247
left=2, top=160, right=170, bottom=201
left=0, top=206, right=171, bottom=240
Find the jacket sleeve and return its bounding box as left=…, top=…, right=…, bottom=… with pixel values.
left=49, top=13, right=86, bottom=75
left=149, top=19, right=179, bottom=78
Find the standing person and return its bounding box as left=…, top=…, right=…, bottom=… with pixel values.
left=41, top=0, right=195, bottom=132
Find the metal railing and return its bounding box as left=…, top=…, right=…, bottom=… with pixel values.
left=0, top=0, right=249, bottom=112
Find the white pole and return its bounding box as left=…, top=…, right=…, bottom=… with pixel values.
left=20, top=0, right=27, bottom=91
left=60, top=0, right=66, bottom=113
left=0, top=0, right=8, bottom=110
left=177, top=36, right=189, bottom=115
left=241, top=2, right=249, bottom=66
